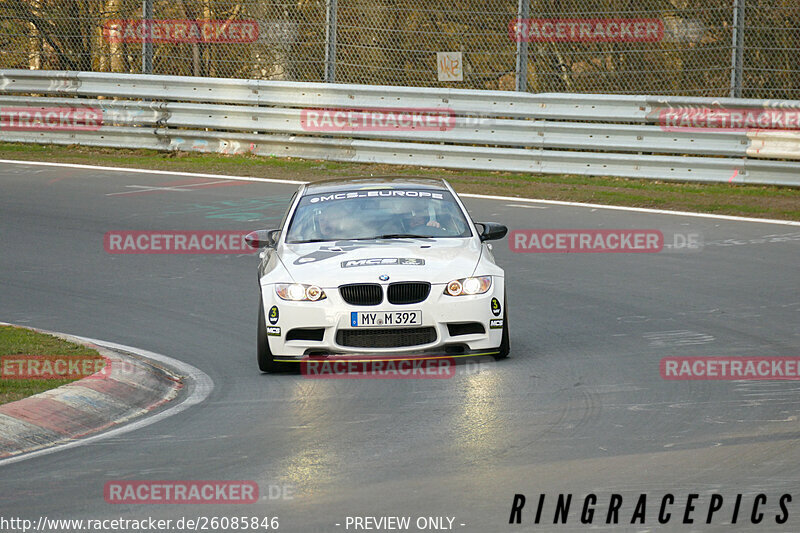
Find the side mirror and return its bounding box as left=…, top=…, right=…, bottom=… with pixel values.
left=475, top=222, right=508, bottom=242
left=245, top=229, right=280, bottom=249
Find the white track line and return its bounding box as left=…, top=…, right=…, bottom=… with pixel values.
left=1, top=158, right=798, bottom=226
left=0, top=335, right=214, bottom=468
left=461, top=193, right=800, bottom=226
left=0, top=158, right=305, bottom=185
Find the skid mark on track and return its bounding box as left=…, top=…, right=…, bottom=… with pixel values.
left=491, top=386, right=605, bottom=459
left=704, top=231, right=800, bottom=248
left=642, top=330, right=716, bottom=347
left=164, top=196, right=290, bottom=222
left=731, top=381, right=800, bottom=412
left=106, top=178, right=251, bottom=196
left=504, top=203, right=547, bottom=209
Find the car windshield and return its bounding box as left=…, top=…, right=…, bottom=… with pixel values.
left=285, top=188, right=473, bottom=243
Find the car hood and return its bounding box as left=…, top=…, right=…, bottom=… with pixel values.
left=279, top=238, right=480, bottom=286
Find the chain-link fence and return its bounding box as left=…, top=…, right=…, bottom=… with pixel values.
left=0, top=0, right=797, bottom=98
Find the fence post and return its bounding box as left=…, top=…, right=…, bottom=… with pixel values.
left=324, top=0, right=337, bottom=82
left=730, top=0, right=745, bottom=97
left=515, top=0, right=529, bottom=92
left=142, top=0, right=153, bottom=74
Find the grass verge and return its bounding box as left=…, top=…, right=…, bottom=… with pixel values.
left=1, top=142, right=798, bottom=221
left=0, top=325, right=102, bottom=406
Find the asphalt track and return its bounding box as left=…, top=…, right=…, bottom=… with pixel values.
left=1, top=161, right=799, bottom=532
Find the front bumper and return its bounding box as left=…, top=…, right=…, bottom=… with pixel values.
left=260, top=278, right=505, bottom=361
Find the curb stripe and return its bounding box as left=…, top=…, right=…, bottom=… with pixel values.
left=0, top=323, right=191, bottom=461
left=0, top=332, right=213, bottom=468
left=41, top=385, right=145, bottom=421
left=0, top=413, right=64, bottom=452
left=75, top=377, right=175, bottom=409
left=0, top=397, right=108, bottom=436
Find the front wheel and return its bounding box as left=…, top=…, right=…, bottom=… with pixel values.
left=257, top=295, right=289, bottom=373
left=494, top=292, right=510, bottom=360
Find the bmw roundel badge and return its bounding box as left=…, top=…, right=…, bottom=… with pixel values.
left=379, top=275, right=390, bottom=281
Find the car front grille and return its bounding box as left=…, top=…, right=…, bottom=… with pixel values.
left=336, top=327, right=437, bottom=348
left=339, top=284, right=383, bottom=306
left=387, top=282, right=431, bottom=305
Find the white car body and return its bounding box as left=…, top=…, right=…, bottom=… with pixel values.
left=250, top=177, right=508, bottom=369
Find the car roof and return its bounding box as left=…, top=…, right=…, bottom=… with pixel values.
left=302, top=176, right=449, bottom=195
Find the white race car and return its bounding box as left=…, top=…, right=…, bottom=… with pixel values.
left=246, top=177, right=509, bottom=372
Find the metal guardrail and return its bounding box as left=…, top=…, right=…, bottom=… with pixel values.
left=1, top=70, right=799, bottom=186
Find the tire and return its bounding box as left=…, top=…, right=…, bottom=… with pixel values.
left=257, top=295, right=289, bottom=373
left=494, top=292, right=510, bottom=360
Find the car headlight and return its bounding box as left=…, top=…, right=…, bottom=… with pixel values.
left=275, top=283, right=327, bottom=301
left=444, top=276, right=492, bottom=296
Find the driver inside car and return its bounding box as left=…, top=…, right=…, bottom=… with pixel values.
left=316, top=204, right=355, bottom=240
left=406, top=208, right=441, bottom=231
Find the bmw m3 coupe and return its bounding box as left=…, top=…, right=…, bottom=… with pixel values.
left=246, top=177, right=509, bottom=372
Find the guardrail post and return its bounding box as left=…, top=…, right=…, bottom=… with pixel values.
left=142, top=0, right=153, bottom=74
left=324, top=0, right=337, bottom=82
left=729, top=0, right=745, bottom=97
left=515, top=0, right=529, bottom=92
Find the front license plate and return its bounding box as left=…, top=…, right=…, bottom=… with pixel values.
left=351, top=310, right=421, bottom=327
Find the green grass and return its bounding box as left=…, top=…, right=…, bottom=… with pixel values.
left=0, top=142, right=798, bottom=221
left=0, top=325, right=102, bottom=405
